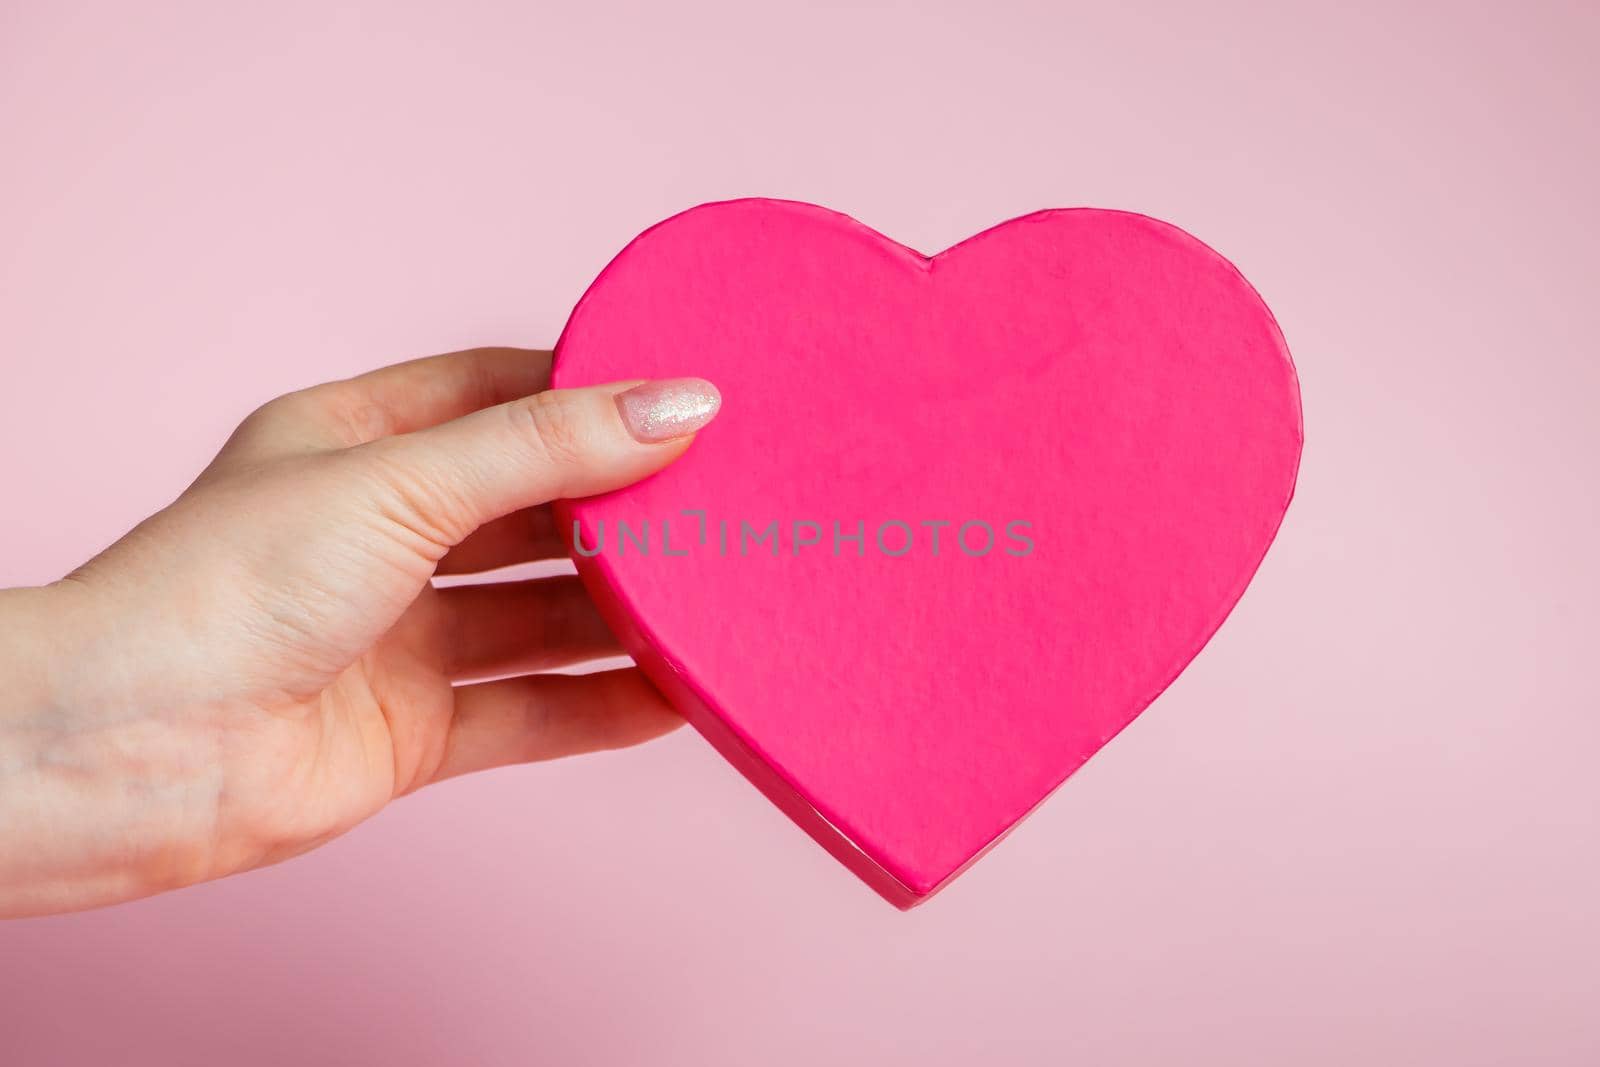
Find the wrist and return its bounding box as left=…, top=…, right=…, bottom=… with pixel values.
left=0, top=580, right=216, bottom=916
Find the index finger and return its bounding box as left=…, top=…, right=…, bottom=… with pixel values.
left=328, top=346, right=554, bottom=441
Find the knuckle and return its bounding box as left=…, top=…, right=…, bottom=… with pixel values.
left=238, top=390, right=307, bottom=433
left=241, top=384, right=391, bottom=447
left=354, top=444, right=470, bottom=553
left=508, top=391, right=588, bottom=467
left=335, top=399, right=395, bottom=445
left=308, top=382, right=392, bottom=445
left=218, top=392, right=317, bottom=464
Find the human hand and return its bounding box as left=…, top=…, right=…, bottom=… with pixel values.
left=0, top=348, right=721, bottom=917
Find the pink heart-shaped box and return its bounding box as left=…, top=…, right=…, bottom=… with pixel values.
left=552, top=199, right=1302, bottom=907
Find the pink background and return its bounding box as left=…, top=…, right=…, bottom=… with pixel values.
left=1, top=2, right=1596, bottom=1063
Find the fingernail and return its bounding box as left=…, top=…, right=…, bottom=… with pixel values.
left=615, top=378, right=722, bottom=443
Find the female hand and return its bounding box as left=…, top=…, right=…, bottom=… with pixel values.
left=0, top=347, right=721, bottom=918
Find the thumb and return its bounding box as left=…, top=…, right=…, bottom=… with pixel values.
left=354, top=377, right=721, bottom=546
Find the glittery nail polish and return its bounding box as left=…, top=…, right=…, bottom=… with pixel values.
left=615, top=378, right=722, bottom=443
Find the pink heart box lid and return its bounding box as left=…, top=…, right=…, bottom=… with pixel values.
left=551, top=199, right=1302, bottom=908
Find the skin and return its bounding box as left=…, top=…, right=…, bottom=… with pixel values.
left=0, top=347, right=711, bottom=918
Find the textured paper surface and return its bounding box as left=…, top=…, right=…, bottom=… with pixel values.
left=553, top=198, right=1303, bottom=906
